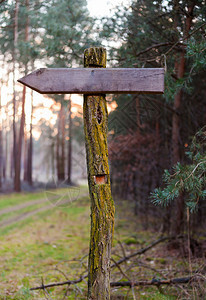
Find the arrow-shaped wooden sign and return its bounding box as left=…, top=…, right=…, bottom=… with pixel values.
left=18, top=67, right=164, bottom=94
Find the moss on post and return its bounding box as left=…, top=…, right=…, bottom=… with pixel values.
left=83, top=47, right=115, bottom=300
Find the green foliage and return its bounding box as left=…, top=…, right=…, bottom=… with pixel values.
left=0, top=0, right=95, bottom=72
left=0, top=0, right=43, bottom=70
left=40, top=0, right=95, bottom=68
left=186, top=37, right=206, bottom=73
left=151, top=127, right=206, bottom=212
left=100, top=0, right=205, bottom=102
left=101, top=1, right=206, bottom=224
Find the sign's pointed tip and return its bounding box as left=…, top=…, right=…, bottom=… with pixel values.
left=17, top=74, right=43, bottom=94
left=17, top=78, right=23, bottom=84
left=17, top=76, right=26, bottom=85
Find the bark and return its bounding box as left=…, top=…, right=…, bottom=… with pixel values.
left=2, top=84, right=8, bottom=181
left=84, top=47, right=115, bottom=300
left=27, top=91, right=33, bottom=185
left=14, top=86, right=26, bottom=192
left=0, top=87, right=2, bottom=189
left=56, top=119, right=60, bottom=180
left=10, top=146, right=13, bottom=179
left=51, top=140, right=55, bottom=179
left=14, top=0, right=29, bottom=191
left=56, top=103, right=65, bottom=181
left=172, top=0, right=195, bottom=163
left=12, top=0, right=18, bottom=185
left=3, top=129, right=8, bottom=180
left=67, top=98, right=72, bottom=184
left=172, top=2, right=195, bottom=235
left=23, top=132, right=28, bottom=181
left=60, top=103, right=65, bottom=180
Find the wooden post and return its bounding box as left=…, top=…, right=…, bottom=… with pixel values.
left=83, top=47, right=115, bottom=300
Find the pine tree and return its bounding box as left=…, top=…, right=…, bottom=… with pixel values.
left=102, top=0, right=206, bottom=233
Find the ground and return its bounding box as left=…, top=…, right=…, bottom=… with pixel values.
left=0, top=186, right=205, bottom=299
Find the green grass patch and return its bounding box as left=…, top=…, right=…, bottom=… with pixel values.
left=0, top=190, right=202, bottom=299
left=0, top=185, right=88, bottom=210
left=0, top=191, right=46, bottom=209
left=0, top=190, right=90, bottom=299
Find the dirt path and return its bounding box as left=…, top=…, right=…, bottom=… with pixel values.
left=0, top=190, right=89, bottom=229
left=0, top=205, right=53, bottom=228
left=0, top=197, right=48, bottom=217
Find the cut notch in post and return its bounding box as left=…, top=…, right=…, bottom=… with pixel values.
left=94, top=174, right=107, bottom=185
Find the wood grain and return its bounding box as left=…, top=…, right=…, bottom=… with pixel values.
left=18, top=68, right=164, bottom=94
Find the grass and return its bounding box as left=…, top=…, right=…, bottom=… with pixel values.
left=0, top=189, right=204, bottom=299
left=0, top=185, right=88, bottom=209
left=0, top=192, right=90, bottom=299
left=0, top=191, right=47, bottom=209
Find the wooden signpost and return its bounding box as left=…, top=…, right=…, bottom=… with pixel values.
left=18, top=67, right=164, bottom=94
left=18, top=47, right=164, bottom=300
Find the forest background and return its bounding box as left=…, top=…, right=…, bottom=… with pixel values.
left=0, top=0, right=205, bottom=298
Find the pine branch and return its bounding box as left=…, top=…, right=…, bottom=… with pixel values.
left=186, top=160, right=206, bottom=180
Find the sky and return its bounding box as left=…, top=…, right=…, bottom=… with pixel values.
left=87, top=0, right=129, bottom=17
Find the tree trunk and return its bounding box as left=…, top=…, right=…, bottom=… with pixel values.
left=56, top=118, right=60, bottom=181
left=60, top=102, right=65, bottom=180
left=67, top=98, right=72, bottom=184
left=14, top=85, right=26, bottom=192
left=0, top=87, right=2, bottom=189
left=51, top=140, right=55, bottom=179
left=12, top=0, right=19, bottom=186
left=24, top=1, right=30, bottom=187
left=84, top=47, right=115, bottom=300
left=56, top=103, right=65, bottom=181
left=23, top=132, right=28, bottom=181
left=3, top=126, right=8, bottom=180
left=14, top=0, right=29, bottom=191
left=27, top=90, right=33, bottom=185
left=171, top=2, right=195, bottom=234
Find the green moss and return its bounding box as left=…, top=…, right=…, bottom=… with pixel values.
left=124, top=237, right=140, bottom=245
left=84, top=47, right=106, bottom=67
left=84, top=47, right=115, bottom=298
left=157, top=258, right=167, bottom=265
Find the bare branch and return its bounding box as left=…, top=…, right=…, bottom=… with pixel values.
left=111, top=236, right=183, bottom=268
left=111, top=258, right=131, bottom=281
left=30, top=275, right=86, bottom=291
left=30, top=273, right=204, bottom=291
left=110, top=275, right=203, bottom=287
left=165, top=23, right=206, bottom=56
left=30, top=236, right=183, bottom=291
left=135, top=42, right=185, bottom=57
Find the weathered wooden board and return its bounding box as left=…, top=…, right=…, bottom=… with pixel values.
left=18, top=68, right=164, bottom=94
